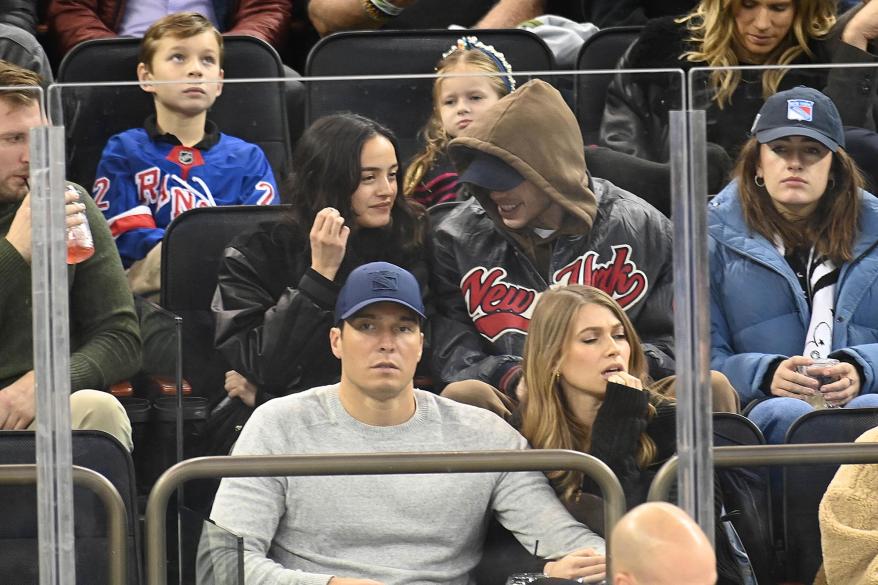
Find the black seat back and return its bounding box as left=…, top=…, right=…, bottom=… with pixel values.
left=575, top=26, right=642, bottom=145
left=160, top=205, right=290, bottom=403
left=304, top=29, right=555, bottom=162
left=56, top=36, right=291, bottom=190
left=0, top=430, right=141, bottom=585
left=783, top=407, right=878, bottom=583
left=713, top=413, right=776, bottom=584
left=714, top=412, right=765, bottom=447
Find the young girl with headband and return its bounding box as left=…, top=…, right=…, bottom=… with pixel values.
left=403, top=36, right=515, bottom=207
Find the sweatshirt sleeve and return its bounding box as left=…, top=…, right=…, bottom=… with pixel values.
left=68, top=185, right=142, bottom=390
left=208, top=406, right=335, bottom=585
left=585, top=383, right=651, bottom=504
left=490, top=425, right=606, bottom=558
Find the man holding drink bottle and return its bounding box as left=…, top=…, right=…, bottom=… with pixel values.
left=0, top=59, right=139, bottom=448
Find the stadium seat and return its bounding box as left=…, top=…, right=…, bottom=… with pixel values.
left=713, top=413, right=776, bottom=585
left=575, top=26, right=642, bottom=146
left=55, top=36, right=292, bottom=190
left=304, top=29, right=555, bottom=161
left=159, top=204, right=290, bottom=404
left=0, top=431, right=141, bottom=585
left=783, top=407, right=878, bottom=583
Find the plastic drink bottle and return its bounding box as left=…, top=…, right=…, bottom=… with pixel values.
left=65, top=185, right=94, bottom=264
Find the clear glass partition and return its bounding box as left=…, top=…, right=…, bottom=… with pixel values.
left=186, top=506, right=244, bottom=585
left=43, top=67, right=686, bottom=584
left=690, top=62, right=878, bottom=584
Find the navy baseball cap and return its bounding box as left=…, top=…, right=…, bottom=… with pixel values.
left=751, top=86, right=844, bottom=152
left=335, top=262, right=425, bottom=322
left=458, top=151, right=525, bottom=191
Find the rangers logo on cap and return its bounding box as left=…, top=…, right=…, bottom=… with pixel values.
left=371, top=271, right=399, bottom=291
left=787, top=99, right=814, bottom=122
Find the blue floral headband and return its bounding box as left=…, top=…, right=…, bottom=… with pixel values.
left=440, top=36, right=516, bottom=93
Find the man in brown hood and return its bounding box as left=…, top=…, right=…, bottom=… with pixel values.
left=431, top=79, right=675, bottom=396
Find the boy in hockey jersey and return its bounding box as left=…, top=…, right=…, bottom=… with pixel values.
left=93, top=12, right=278, bottom=295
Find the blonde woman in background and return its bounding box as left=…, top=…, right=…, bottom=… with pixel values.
left=600, top=0, right=878, bottom=165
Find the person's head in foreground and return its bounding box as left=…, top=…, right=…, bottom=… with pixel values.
left=137, top=12, right=225, bottom=118
left=519, top=285, right=665, bottom=500
left=735, top=85, right=863, bottom=265
left=611, top=502, right=717, bottom=585
left=678, top=0, right=836, bottom=105
left=330, top=261, right=425, bottom=419
left=404, top=35, right=514, bottom=196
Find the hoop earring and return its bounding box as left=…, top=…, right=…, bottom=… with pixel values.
left=754, top=175, right=765, bottom=187
left=828, top=177, right=836, bottom=191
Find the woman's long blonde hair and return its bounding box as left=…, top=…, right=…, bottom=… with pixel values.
left=402, top=47, right=510, bottom=196
left=519, top=286, right=665, bottom=501
left=677, top=0, right=835, bottom=107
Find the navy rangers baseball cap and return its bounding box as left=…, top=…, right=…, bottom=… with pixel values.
left=335, top=262, right=425, bottom=322
left=751, top=86, right=844, bottom=152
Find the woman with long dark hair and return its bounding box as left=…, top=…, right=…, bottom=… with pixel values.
left=211, top=113, right=428, bottom=411
left=710, top=86, right=878, bottom=444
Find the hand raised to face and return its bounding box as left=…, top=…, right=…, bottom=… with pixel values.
left=310, top=207, right=350, bottom=281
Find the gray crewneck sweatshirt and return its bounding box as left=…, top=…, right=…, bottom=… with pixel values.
left=208, top=385, right=604, bottom=585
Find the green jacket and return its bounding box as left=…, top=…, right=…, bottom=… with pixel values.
left=0, top=183, right=141, bottom=390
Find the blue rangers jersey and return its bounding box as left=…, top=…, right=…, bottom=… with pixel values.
left=94, top=119, right=278, bottom=267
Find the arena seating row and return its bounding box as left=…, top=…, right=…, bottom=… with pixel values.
left=3, top=406, right=876, bottom=585
left=54, top=28, right=651, bottom=192
left=30, top=26, right=878, bottom=585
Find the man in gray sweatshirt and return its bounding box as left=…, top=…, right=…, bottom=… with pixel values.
left=208, top=261, right=606, bottom=585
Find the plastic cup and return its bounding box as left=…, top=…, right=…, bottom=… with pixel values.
left=797, top=358, right=840, bottom=409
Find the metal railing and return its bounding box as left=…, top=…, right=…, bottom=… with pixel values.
left=145, top=449, right=625, bottom=585
left=647, top=443, right=878, bottom=502
left=0, top=464, right=128, bottom=585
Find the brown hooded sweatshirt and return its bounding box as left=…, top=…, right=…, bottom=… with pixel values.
left=431, top=80, right=675, bottom=390
left=449, top=80, right=596, bottom=278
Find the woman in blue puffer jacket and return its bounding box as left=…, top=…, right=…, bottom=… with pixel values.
left=709, top=86, right=878, bottom=444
